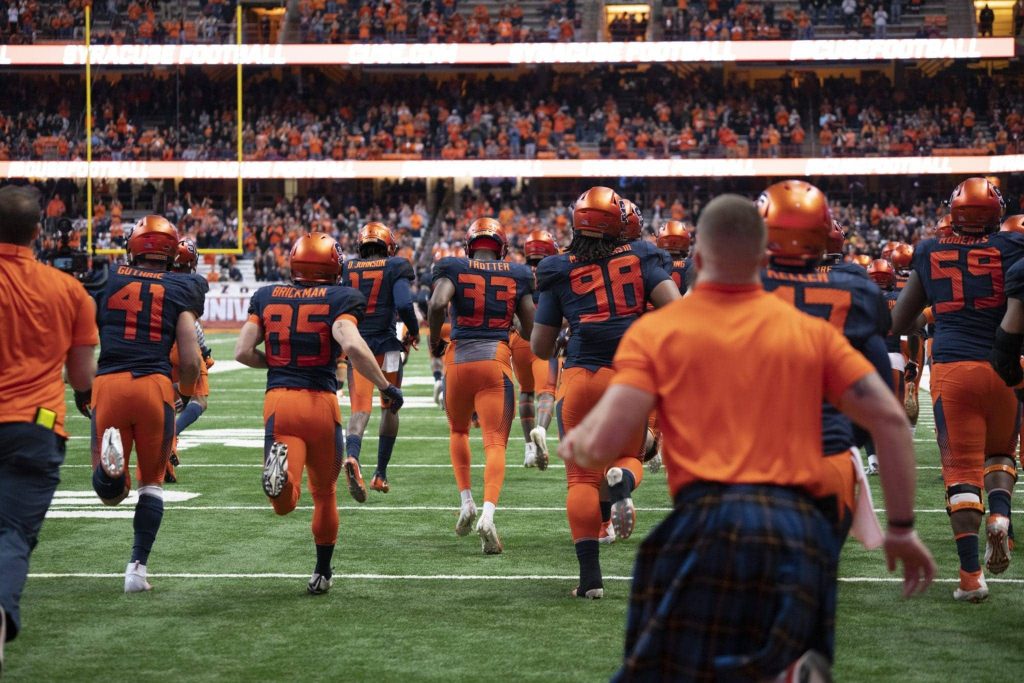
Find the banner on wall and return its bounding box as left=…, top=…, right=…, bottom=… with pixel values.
left=202, top=282, right=281, bottom=327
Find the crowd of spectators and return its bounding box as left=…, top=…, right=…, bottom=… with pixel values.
left=4, top=66, right=1021, bottom=163
left=661, top=0, right=939, bottom=41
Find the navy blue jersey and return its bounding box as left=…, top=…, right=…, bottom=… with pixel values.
left=247, top=283, right=366, bottom=393
left=912, top=232, right=1024, bottom=363
left=883, top=288, right=901, bottom=353
left=97, top=265, right=206, bottom=378
left=342, top=255, right=415, bottom=354
left=669, top=256, right=692, bottom=295
left=432, top=257, right=534, bottom=342
left=536, top=240, right=671, bottom=370
left=764, top=263, right=890, bottom=455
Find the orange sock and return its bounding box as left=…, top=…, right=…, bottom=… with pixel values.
left=311, top=490, right=339, bottom=545
left=450, top=430, right=472, bottom=491
left=483, top=444, right=506, bottom=505
left=566, top=482, right=602, bottom=542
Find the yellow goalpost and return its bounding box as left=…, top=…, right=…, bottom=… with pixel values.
left=85, top=4, right=245, bottom=257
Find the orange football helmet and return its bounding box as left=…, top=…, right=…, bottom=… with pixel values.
left=172, top=238, right=199, bottom=273
left=524, top=229, right=558, bottom=262
left=656, top=220, right=692, bottom=256
left=1000, top=214, right=1024, bottom=234
left=619, top=198, right=644, bottom=242
left=466, top=217, right=508, bottom=259
left=889, top=243, right=913, bottom=271
left=572, top=186, right=625, bottom=240
left=853, top=254, right=872, bottom=267
left=948, top=177, right=1004, bottom=234
left=880, top=241, right=901, bottom=262
left=867, top=259, right=896, bottom=290
left=126, top=215, right=179, bottom=264
left=935, top=214, right=953, bottom=239
left=758, top=180, right=832, bottom=263
left=289, top=232, right=343, bottom=284
left=827, top=220, right=846, bottom=257
left=358, top=222, right=397, bottom=256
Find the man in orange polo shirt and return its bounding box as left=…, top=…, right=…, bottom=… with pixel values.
left=0, top=185, right=98, bottom=669
left=560, top=194, right=935, bottom=682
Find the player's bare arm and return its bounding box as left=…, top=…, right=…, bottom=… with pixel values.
left=234, top=320, right=268, bottom=369
left=530, top=323, right=559, bottom=359
left=333, top=318, right=391, bottom=391
left=516, top=294, right=535, bottom=341
left=890, top=272, right=927, bottom=335
left=649, top=279, right=682, bottom=308
left=835, top=372, right=937, bottom=596
left=558, top=384, right=655, bottom=471
left=427, top=277, right=454, bottom=356
left=175, top=310, right=202, bottom=390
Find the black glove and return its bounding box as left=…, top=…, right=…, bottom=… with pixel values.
left=73, top=389, right=92, bottom=418
left=176, top=394, right=192, bottom=414
left=904, top=361, right=919, bottom=383
left=382, top=384, right=404, bottom=413
left=430, top=337, right=449, bottom=359
left=989, top=328, right=1024, bottom=388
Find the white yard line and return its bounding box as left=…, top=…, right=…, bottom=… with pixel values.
left=23, top=572, right=1024, bottom=585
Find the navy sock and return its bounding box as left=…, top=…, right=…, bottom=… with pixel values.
left=175, top=401, right=204, bottom=436
left=955, top=533, right=981, bottom=573
left=315, top=544, right=334, bottom=577
left=345, top=434, right=362, bottom=461
left=433, top=370, right=442, bottom=381
left=131, top=493, right=164, bottom=565
left=575, top=540, right=602, bottom=591
left=600, top=500, right=611, bottom=523
left=609, top=468, right=636, bottom=502
left=376, top=435, right=397, bottom=477
left=989, top=490, right=1012, bottom=518
left=92, top=465, right=125, bottom=500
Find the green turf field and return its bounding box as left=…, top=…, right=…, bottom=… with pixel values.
left=6, top=333, right=1024, bottom=681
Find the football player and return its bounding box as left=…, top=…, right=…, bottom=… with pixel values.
left=888, top=243, right=924, bottom=427
left=821, top=220, right=846, bottom=268
left=893, top=177, right=1023, bottom=602
left=341, top=223, right=419, bottom=495
left=531, top=186, right=679, bottom=598
left=165, top=238, right=213, bottom=482
left=235, top=232, right=403, bottom=594
left=428, top=218, right=535, bottom=554
left=868, top=259, right=905, bottom=407
left=426, top=249, right=451, bottom=406
left=510, top=229, right=559, bottom=469
left=89, top=216, right=207, bottom=593
left=656, top=220, right=692, bottom=295
left=760, top=180, right=892, bottom=548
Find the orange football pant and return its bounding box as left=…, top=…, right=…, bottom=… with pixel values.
left=557, top=366, right=645, bottom=542
left=443, top=341, right=516, bottom=505
left=263, top=388, right=344, bottom=545
left=348, top=353, right=402, bottom=413
left=169, top=344, right=210, bottom=396
left=931, top=361, right=1019, bottom=489
left=92, top=372, right=175, bottom=487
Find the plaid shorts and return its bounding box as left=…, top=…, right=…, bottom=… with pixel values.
left=612, top=483, right=840, bottom=683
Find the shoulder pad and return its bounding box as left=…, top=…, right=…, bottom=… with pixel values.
left=331, top=285, right=368, bottom=321
left=432, top=257, right=463, bottom=285
left=388, top=256, right=416, bottom=281
left=535, top=254, right=569, bottom=291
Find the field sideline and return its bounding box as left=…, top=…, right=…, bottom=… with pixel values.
left=7, top=333, right=1024, bottom=681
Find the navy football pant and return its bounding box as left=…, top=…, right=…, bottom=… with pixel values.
left=0, top=423, right=65, bottom=641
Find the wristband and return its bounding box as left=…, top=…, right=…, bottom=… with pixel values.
left=887, top=516, right=915, bottom=530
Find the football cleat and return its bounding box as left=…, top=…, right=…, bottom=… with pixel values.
left=307, top=572, right=334, bottom=595
left=343, top=457, right=367, bottom=503
left=124, top=561, right=153, bottom=594
left=100, top=427, right=125, bottom=479
left=529, top=426, right=549, bottom=471
left=262, top=442, right=289, bottom=498
left=571, top=586, right=604, bottom=599
left=774, top=650, right=833, bottom=683
left=953, top=569, right=989, bottom=603
left=599, top=520, right=616, bottom=545
left=606, top=467, right=637, bottom=541
left=455, top=501, right=478, bottom=537
left=476, top=516, right=504, bottom=554
left=646, top=452, right=662, bottom=474
left=370, top=472, right=390, bottom=494
left=865, top=454, right=879, bottom=476
left=433, top=379, right=444, bottom=406
left=523, top=442, right=537, bottom=468
left=164, top=461, right=177, bottom=484
left=985, top=514, right=1012, bottom=575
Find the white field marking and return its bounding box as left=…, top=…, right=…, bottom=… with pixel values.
left=207, top=361, right=247, bottom=375
left=22, top=572, right=1024, bottom=585
left=51, top=490, right=200, bottom=507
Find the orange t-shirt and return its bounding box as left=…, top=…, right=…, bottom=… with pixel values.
left=611, top=283, right=873, bottom=498
left=0, top=244, right=99, bottom=436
